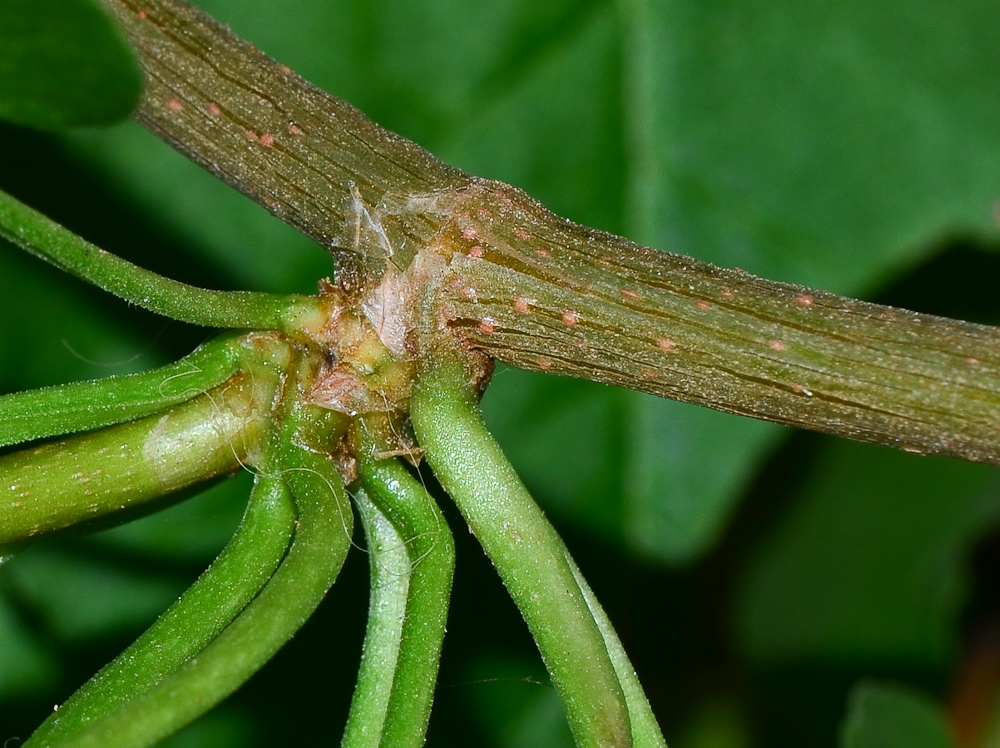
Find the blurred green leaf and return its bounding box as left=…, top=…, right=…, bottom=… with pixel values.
left=0, top=595, right=60, bottom=698
left=839, top=680, right=955, bottom=748
left=735, top=439, right=1000, bottom=667
left=159, top=707, right=256, bottom=748
left=677, top=699, right=751, bottom=748
left=621, top=395, right=783, bottom=563
left=620, top=0, right=1000, bottom=292
left=0, top=0, right=141, bottom=130
left=4, top=548, right=186, bottom=641
left=464, top=655, right=575, bottom=748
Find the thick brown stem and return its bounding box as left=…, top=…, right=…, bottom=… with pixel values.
left=102, top=0, right=467, bottom=287
left=104, top=0, right=1000, bottom=465
left=424, top=180, right=1000, bottom=466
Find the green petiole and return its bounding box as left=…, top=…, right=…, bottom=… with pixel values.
left=0, top=334, right=245, bottom=449
left=24, top=473, right=297, bottom=747
left=342, top=429, right=455, bottom=748
left=0, top=188, right=321, bottom=332
left=0, top=370, right=277, bottom=547
left=567, top=559, right=667, bottom=748
left=411, top=361, right=634, bottom=748
left=40, top=397, right=353, bottom=748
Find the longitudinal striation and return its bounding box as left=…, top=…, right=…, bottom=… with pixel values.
left=105, top=0, right=1000, bottom=465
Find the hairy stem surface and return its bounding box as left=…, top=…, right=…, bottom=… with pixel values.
left=24, top=475, right=296, bottom=746
left=0, top=188, right=319, bottom=330
left=104, top=0, right=1000, bottom=464
left=0, top=372, right=269, bottom=546
left=411, top=361, right=635, bottom=748
left=0, top=335, right=243, bottom=449
left=342, top=436, right=454, bottom=748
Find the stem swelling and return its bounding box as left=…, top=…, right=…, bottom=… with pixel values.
left=0, top=372, right=270, bottom=547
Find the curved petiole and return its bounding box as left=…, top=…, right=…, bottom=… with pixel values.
left=36, top=399, right=354, bottom=748
left=0, top=334, right=245, bottom=449
left=411, top=360, right=666, bottom=748
left=24, top=473, right=297, bottom=747
left=0, top=188, right=321, bottom=332
left=341, top=427, right=455, bottom=748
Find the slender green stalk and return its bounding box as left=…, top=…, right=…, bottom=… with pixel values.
left=0, top=334, right=244, bottom=449
left=0, top=371, right=274, bottom=547
left=342, top=436, right=454, bottom=748
left=411, top=361, right=633, bottom=748
left=24, top=474, right=296, bottom=747
left=44, top=401, right=353, bottom=748
left=0, top=188, right=320, bottom=331
left=343, top=486, right=412, bottom=748
left=566, top=559, right=667, bottom=748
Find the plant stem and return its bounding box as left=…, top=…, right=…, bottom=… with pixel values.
left=102, top=0, right=467, bottom=282
left=0, top=188, right=320, bottom=331
left=342, top=486, right=412, bottom=748
left=411, top=361, right=634, bottom=748
left=24, top=474, right=296, bottom=746
left=104, top=0, right=1000, bottom=464
left=0, top=370, right=272, bottom=547
left=342, top=434, right=455, bottom=748
left=0, top=334, right=243, bottom=449
left=427, top=182, right=1000, bottom=465
left=44, top=400, right=353, bottom=748
left=567, top=558, right=667, bottom=748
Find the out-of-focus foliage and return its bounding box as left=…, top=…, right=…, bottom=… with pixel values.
left=0, top=0, right=140, bottom=130
left=1, top=0, right=999, bottom=746
left=840, top=681, right=955, bottom=748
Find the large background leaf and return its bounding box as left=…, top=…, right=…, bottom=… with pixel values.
left=840, top=681, right=956, bottom=748
left=2, top=0, right=1000, bottom=746
left=0, top=0, right=140, bottom=130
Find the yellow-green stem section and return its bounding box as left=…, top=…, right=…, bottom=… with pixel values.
left=0, top=372, right=268, bottom=547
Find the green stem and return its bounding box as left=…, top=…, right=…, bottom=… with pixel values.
left=24, top=474, right=296, bottom=747
left=410, top=361, right=633, bottom=748
left=0, top=370, right=275, bottom=547
left=566, top=559, right=667, bottom=748
left=343, top=486, right=411, bottom=747
left=0, top=334, right=244, bottom=449
left=44, top=402, right=353, bottom=748
left=342, top=436, right=454, bottom=748
left=0, top=188, right=320, bottom=331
